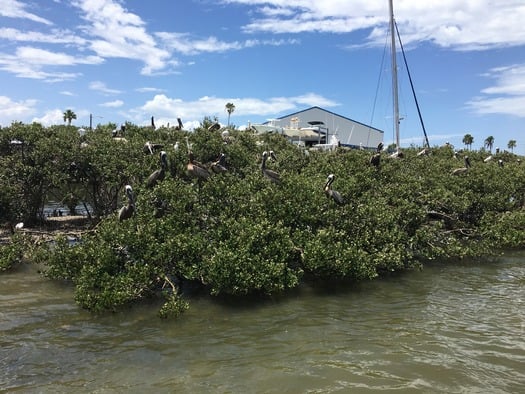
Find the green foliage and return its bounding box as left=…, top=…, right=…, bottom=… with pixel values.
left=2, top=121, right=525, bottom=318
left=0, top=233, right=31, bottom=271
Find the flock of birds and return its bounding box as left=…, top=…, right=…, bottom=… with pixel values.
left=117, top=141, right=347, bottom=221
left=117, top=139, right=510, bottom=221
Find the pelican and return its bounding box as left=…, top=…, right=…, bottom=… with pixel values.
left=147, top=151, right=168, bottom=188
left=417, top=148, right=430, bottom=156
left=208, top=122, right=221, bottom=132
left=187, top=151, right=210, bottom=180
left=118, top=185, right=135, bottom=221
left=370, top=152, right=381, bottom=167
left=173, top=141, right=180, bottom=151
left=269, top=150, right=277, bottom=162
left=261, top=151, right=281, bottom=184
left=498, top=159, right=504, bottom=167
left=210, top=153, right=227, bottom=174
left=452, top=156, right=471, bottom=175
left=324, top=174, right=344, bottom=205
left=389, top=150, right=404, bottom=159
left=151, top=116, right=156, bottom=130
left=143, top=141, right=164, bottom=155
left=176, top=118, right=183, bottom=130
left=221, top=130, right=230, bottom=143
left=483, top=155, right=493, bottom=163
left=370, top=142, right=383, bottom=167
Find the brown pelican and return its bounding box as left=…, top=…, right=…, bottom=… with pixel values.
left=143, top=141, right=164, bottom=155
left=324, top=174, right=344, bottom=205
left=118, top=185, right=135, bottom=221
left=176, top=118, right=183, bottom=130
left=210, top=153, right=227, bottom=174
left=389, top=150, right=404, bottom=159
left=452, top=156, right=471, bottom=175
left=151, top=116, right=156, bottom=130
left=261, top=151, right=281, bottom=184
left=417, top=148, right=430, bottom=156
left=146, top=151, right=168, bottom=188
left=208, top=122, right=221, bottom=132
left=370, top=152, right=381, bottom=167
left=370, top=142, right=383, bottom=167
left=187, top=151, right=210, bottom=180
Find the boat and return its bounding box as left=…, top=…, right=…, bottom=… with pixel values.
left=250, top=117, right=327, bottom=145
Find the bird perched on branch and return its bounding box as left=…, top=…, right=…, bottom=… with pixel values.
left=452, top=156, right=471, bottom=175
left=370, top=142, right=383, bottom=167
left=261, top=151, right=281, bottom=184
left=187, top=151, right=210, bottom=181
left=210, top=153, right=228, bottom=174
left=118, top=185, right=135, bottom=221
left=146, top=151, right=168, bottom=188
left=324, top=174, right=344, bottom=205
left=208, top=122, right=221, bottom=132
left=143, top=141, right=164, bottom=155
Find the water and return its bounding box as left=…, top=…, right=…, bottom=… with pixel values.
left=1, top=253, right=524, bottom=393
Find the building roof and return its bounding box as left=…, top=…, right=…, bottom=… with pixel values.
left=273, top=106, right=384, bottom=134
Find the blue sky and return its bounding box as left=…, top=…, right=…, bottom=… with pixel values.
left=1, top=0, right=524, bottom=153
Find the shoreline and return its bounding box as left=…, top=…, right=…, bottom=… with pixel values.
left=2, top=215, right=93, bottom=243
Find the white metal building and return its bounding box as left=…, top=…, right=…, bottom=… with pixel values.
left=260, top=106, right=383, bottom=149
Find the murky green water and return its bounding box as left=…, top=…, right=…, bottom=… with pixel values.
left=1, top=252, right=524, bottom=393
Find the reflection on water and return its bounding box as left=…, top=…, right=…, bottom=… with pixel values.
left=1, top=253, right=524, bottom=393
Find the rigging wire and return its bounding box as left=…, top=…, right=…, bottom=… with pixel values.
left=367, top=33, right=389, bottom=148
left=395, top=21, right=430, bottom=148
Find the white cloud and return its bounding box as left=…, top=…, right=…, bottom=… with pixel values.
left=100, top=100, right=124, bottom=108
left=31, top=109, right=65, bottom=126
left=467, top=64, right=525, bottom=117
left=0, top=96, right=38, bottom=124
left=89, top=81, right=122, bottom=95
left=136, top=87, right=165, bottom=93
left=156, top=32, right=298, bottom=55
left=225, top=0, right=525, bottom=50
left=74, top=0, right=172, bottom=75
left=0, top=0, right=53, bottom=25
left=0, top=27, right=87, bottom=46
left=0, top=46, right=101, bottom=81
left=126, top=93, right=339, bottom=128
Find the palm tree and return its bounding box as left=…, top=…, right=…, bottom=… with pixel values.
left=63, top=109, right=77, bottom=125
left=484, top=136, right=494, bottom=152
left=462, top=133, right=474, bottom=150
left=225, top=102, right=235, bottom=126
left=508, top=139, right=517, bottom=153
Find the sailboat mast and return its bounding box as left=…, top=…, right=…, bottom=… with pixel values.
left=389, top=0, right=400, bottom=150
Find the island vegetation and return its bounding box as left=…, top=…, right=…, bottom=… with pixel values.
left=1, top=119, right=525, bottom=318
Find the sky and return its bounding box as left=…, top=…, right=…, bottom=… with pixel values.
left=0, top=0, right=524, bottom=153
